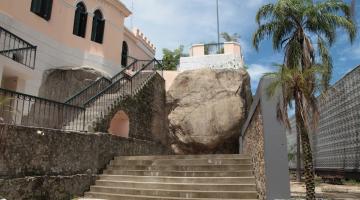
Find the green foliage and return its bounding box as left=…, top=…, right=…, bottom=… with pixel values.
left=221, top=32, right=240, bottom=42
left=253, top=0, right=356, bottom=88
left=161, top=45, right=188, bottom=71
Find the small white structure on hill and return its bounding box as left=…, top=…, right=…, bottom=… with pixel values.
left=179, top=42, right=244, bottom=72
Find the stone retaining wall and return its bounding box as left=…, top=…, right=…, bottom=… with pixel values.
left=240, top=77, right=290, bottom=200
left=242, top=105, right=266, bottom=200
left=0, top=124, right=170, bottom=199
left=94, top=73, right=170, bottom=144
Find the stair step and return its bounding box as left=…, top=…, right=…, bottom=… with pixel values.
left=114, top=154, right=249, bottom=160
left=98, top=175, right=255, bottom=184
left=110, top=158, right=251, bottom=165
left=107, top=164, right=253, bottom=171
left=103, top=170, right=253, bottom=177
left=88, top=186, right=257, bottom=199
left=94, top=180, right=256, bottom=191
left=84, top=192, right=258, bottom=200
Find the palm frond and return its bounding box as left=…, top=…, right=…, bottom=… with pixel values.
left=256, top=4, right=275, bottom=25
left=253, top=21, right=279, bottom=51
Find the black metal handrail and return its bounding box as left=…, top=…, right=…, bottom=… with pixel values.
left=0, top=26, right=37, bottom=69
left=64, top=77, right=111, bottom=106
left=0, top=57, right=163, bottom=132
left=204, top=43, right=224, bottom=55
left=81, top=59, right=157, bottom=128
left=110, top=58, right=138, bottom=83
left=84, top=59, right=156, bottom=106
left=0, top=88, right=85, bottom=131
left=64, top=57, right=153, bottom=106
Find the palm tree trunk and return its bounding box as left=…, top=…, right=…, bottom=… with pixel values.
left=295, top=94, right=315, bottom=200
left=296, top=131, right=301, bottom=182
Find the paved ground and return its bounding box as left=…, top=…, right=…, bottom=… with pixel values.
left=291, top=181, right=360, bottom=200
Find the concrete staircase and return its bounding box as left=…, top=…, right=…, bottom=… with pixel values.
left=63, top=71, right=156, bottom=131
left=82, top=154, right=258, bottom=200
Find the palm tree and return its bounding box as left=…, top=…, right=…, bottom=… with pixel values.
left=253, top=0, right=357, bottom=199
left=221, top=32, right=240, bottom=42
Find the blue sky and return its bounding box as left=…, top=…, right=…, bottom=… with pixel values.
left=121, top=0, right=360, bottom=92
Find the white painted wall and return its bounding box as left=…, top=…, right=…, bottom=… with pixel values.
left=179, top=54, right=244, bottom=72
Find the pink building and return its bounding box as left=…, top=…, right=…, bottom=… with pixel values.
left=0, top=0, right=155, bottom=95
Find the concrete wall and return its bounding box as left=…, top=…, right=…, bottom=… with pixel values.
left=179, top=54, right=244, bottom=72
left=0, top=124, right=170, bottom=200
left=240, top=77, right=290, bottom=200
left=190, top=44, right=205, bottom=56
left=162, top=70, right=180, bottom=91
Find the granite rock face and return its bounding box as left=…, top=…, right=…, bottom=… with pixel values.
left=38, top=66, right=108, bottom=102
left=167, top=68, right=252, bottom=154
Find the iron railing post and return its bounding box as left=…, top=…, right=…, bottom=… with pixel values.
left=130, top=79, right=133, bottom=95
left=83, top=109, right=86, bottom=131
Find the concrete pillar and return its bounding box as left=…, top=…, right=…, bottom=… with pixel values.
left=224, top=42, right=242, bottom=57
left=260, top=77, right=291, bottom=200
left=190, top=44, right=205, bottom=56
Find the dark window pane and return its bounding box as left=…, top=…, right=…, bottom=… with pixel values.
left=121, top=41, right=128, bottom=66
left=91, top=10, right=104, bottom=44
left=73, top=9, right=81, bottom=35
left=97, top=19, right=105, bottom=43
left=43, top=0, right=52, bottom=20
left=91, top=18, right=98, bottom=41
left=73, top=3, right=87, bottom=38
left=30, top=0, right=52, bottom=21
left=79, top=13, right=88, bottom=37
left=31, top=0, right=42, bottom=14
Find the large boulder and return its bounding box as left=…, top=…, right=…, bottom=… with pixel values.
left=38, top=66, right=109, bottom=102
left=167, top=68, right=252, bottom=154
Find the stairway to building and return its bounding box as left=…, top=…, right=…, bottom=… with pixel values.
left=82, top=154, right=258, bottom=200
left=63, top=70, right=156, bottom=131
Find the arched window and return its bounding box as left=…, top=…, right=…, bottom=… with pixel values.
left=73, top=2, right=87, bottom=38
left=30, top=0, right=53, bottom=21
left=121, top=41, right=128, bottom=66
left=91, top=10, right=105, bottom=44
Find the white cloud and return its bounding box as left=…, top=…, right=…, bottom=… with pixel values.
left=247, top=64, right=276, bottom=91
left=120, top=0, right=267, bottom=57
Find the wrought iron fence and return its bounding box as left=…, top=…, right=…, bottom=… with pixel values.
left=0, top=26, right=37, bottom=69
left=0, top=58, right=164, bottom=132
left=0, top=88, right=85, bottom=131
left=204, top=43, right=224, bottom=55
left=64, top=77, right=111, bottom=106
left=65, top=57, right=152, bottom=106
left=82, top=59, right=157, bottom=128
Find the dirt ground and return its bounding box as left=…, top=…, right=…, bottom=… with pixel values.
left=291, top=181, right=360, bottom=200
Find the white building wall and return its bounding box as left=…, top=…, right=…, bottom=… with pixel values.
left=179, top=54, right=244, bottom=72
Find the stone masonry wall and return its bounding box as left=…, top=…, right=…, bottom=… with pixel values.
left=94, top=73, right=170, bottom=145
left=0, top=124, right=170, bottom=199
left=243, top=105, right=266, bottom=200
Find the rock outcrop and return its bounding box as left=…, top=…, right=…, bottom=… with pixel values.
left=38, top=67, right=109, bottom=102
left=167, top=68, right=252, bottom=154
